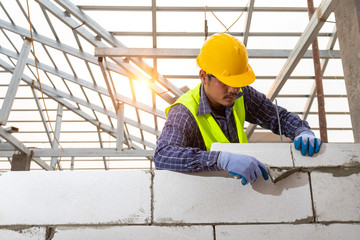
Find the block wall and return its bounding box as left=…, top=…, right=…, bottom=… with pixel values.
left=0, top=143, right=359, bottom=239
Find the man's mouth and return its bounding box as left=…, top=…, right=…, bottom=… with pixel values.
left=224, top=94, right=237, bottom=100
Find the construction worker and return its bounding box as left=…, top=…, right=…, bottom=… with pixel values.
left=154, top=32, right=322, bottom=185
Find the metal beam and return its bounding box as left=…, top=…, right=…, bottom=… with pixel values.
left=0, top=127, right=52, bottom=170
left=308, top=0, right=328, bottom=143
left=54, top=0, right=182, bottom=98
left=0, top=139, right=13, bottom=163
left=96, top=127, right=108, bottom=170
left=109, top=31, right=334, bottom=37
left=303, top=26, right=337, bottom=121
left=0, top=59, right=157, bottom=149
left=31, top=81, right=160, bottom=136
left=116, top=102, right=125, bottom=150
left=163, top=75, right=344, bottom=80
left=334, top=0, right=360, bottom=142
left=0, top=38, right=31, bottom=125
left=246, top=0, right=335, bottom=138
left=36, top=0, right=180, bottom=103
left=32, top=148, right=155, bottom=158
left=0, top=19, right=130, bottom=77
left=267, top=0, right=335, bottom=100
left=77, top=6, right=310, bottom=12
left=0, top=148, right=154, bottom=158
left=0, top=143, right=16, bottom=151
left=98, top=57, right=118, bottom=111
left=42, top=91, right=155, bottom=149
left=0, top=46, right=166, bottom=119
left=94, top=48, right=340, bottom=59
left=43, top=91, right=156, bottom=149
left=243, top=0, right=255, bottom=46
left=50, top=104, right=63, bottom=168
left=0, top=127, right=30, bottom=155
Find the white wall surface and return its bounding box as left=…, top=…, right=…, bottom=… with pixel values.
left=0, top=143, right=359, bottom=240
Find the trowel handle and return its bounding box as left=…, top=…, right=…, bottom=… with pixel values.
left=229, top=171, right=247, bottom=185
left=229, top=166, right=268, bottom=185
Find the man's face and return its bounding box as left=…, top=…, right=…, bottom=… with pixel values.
left=200, top=70, right=240, bottom=110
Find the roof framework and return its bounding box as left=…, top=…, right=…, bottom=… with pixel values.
left=0, top=0, right=353, bottom=171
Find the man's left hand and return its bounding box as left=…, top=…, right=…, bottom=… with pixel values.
left=294, top=130, right=322, bottom=156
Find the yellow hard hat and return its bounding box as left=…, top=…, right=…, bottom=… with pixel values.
left=196, top=32, right=255, bottom=88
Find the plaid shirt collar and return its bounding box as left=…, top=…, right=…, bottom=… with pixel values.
left=197, top=83, right=243, bottom=117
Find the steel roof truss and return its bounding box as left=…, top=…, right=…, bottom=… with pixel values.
left=0, top=46, right=165, bottom=119
left=35, top=0, right=179, bottom=104
left=246, top=0, right=335, bottom=138
left=0, top=38, right=31, bottom=125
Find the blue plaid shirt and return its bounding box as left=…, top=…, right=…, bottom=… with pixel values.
left=154, top=84, right=310, bottom=172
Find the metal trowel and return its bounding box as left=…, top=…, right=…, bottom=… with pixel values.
left=266, top=165, right=301, bottom=183
left=265, top=100, right=302, bottom=183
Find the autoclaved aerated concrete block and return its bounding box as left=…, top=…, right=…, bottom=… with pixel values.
left=0, top=171, right=151, bottom=225
left=311, top=172, right=360, bottom=222
left=293, top=143, right=360, bottom=167
left=153, top=170, right=313, bottom=224
left=211, top=143, right=294, bottom=167
left=0, top=227, right=46, bottom=240
left=216, top=224, right=360, bottom=240
left=52, top=226, right=213, bottom=240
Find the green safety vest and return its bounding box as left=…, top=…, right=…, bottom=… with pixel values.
left=165, top=83, right=248, bottom=151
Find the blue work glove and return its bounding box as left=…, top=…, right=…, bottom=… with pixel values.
left=294, top=130, right=322, bottom=157
left=218, top=152, right=269, bottom=185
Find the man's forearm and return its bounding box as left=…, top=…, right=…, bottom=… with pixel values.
left=154, top=145, right=220, bottom=172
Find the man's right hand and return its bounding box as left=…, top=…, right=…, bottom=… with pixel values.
left=217, top=151, right=269, bottom=185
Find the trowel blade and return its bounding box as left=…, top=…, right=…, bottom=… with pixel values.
left=267, top=166, right=301, bottom=183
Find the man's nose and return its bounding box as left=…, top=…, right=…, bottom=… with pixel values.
left=228, top=87, right=240, bottom=94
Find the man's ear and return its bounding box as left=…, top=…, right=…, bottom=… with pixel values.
left=199, top=69, right=207, bottom=84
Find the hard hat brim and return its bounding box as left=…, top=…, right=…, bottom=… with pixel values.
left=216, top=64, right=256, bottom=88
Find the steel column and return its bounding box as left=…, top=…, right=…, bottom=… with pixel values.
left=307, top=0, right=328, bottom=142
left=116, top=102, right=125, bottom=151
left=335, top=0, right=360, bottom=142
left=243, top=0, right=255, bottom=46
left=302, top=26, right=337, bottom=121
left=50, top=104, right=63, bottom=168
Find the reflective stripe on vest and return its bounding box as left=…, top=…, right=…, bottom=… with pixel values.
left=165, top=83, right=248, bottom=151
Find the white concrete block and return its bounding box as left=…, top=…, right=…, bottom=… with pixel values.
left=216, top=224, right=360, bottom=240
left=52, top=226, right=213, bottom=240
left=293, top=143, right=360, bottom=167
left=153, top=170, right=313, bottom=224
left=311, top=172, right=360, bottom=222
left=0, top=171, right=151, bottom=225
left=211, top=143, right=294, bottom=167
left=0, top=227, right=46, bottom=240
